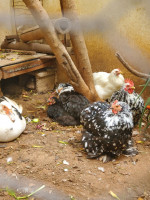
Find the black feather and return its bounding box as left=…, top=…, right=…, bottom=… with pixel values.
left=47, top=97, right=79, bottom=126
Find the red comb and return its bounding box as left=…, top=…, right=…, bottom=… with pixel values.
left=112, top=100, right=118, bottom=104
left=125, top=79, right=134, bottom=86
left=146, top=105, right=150, bottom=110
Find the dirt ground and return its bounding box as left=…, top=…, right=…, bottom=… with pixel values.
left=0, top=88, right=150, bottom=200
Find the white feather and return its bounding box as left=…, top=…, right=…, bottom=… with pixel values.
left=93, top=69, right=124, bottom=100
left=0, top=97, right=26, bottom=142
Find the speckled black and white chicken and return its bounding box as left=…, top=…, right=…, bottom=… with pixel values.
left=81, top=100, right=137, bottom=162
left=47, top=83, right=89, bottom=126
left=109, top=79, right=144, bottom=125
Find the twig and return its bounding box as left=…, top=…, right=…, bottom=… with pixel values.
left=115, top=52, right=150, bottom=79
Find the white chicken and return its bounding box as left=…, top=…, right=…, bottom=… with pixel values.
left=93, top=68, right=124, bottom=100
left=0, top=96, right=26, bottom=142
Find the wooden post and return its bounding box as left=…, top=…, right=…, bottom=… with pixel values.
left=23, top=0, right=101, bottom=101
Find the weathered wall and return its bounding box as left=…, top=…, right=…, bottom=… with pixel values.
left=0, top=0, right=13, bottom=43
left=0, top=0, right=149, bottom=96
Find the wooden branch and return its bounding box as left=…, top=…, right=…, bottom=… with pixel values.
left=1, top=40, right=73, bottom=55
left=116, top=52, right=150, bottom=79
left=23, top=0, right=100, bottom=101
left=20, top=19, right=71, bottom=42
left=60, top=0, right=97, bottom=90
left=60, top=0, right=101, bottom=102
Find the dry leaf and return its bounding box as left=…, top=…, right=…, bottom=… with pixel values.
left=136, top=141, right=144, bottom=144
left=32, top=145, right=43, bottom=148
left=58, top=141, right=68, bottom=144
left=109, top=191, right=120, bottom=200
left=10, top=58, right=16, bottom=61
left=22, top=95, right=30, bottom=98
left=32, top=118, right=39, bottom=123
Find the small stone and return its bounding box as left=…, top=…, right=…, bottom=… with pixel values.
left=76, top=130, right=81, bottom=134
left=62, top=179, right=67, bottom=182
left=64, top=168, right=68, bottom=172
left=98, top=167, right=105, bottom=173
left=6, top=157, right=13, bottom=163
left=63, top=160, right=69, bottom=165
left=132, top=130, right=139, bottom=137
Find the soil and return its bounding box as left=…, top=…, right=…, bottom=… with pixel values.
left=0, top=89, right=150, bottom=200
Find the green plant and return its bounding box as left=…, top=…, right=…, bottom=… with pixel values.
left=0, top=185, right=45, bottom=200
left=138, top=78, right=150, bottom=132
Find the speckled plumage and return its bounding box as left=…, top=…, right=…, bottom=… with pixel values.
left=109, top=85, right=144, bottom=125
left=81, top=101, right=135, bottom=159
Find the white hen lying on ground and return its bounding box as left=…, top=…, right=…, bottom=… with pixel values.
left=93, top=68, right=124, bottom=100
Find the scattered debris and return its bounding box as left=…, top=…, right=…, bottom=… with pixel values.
left=109, top=190, right=120, bottom=200
left=132, top=130, right=139, bottom=136
left=32, top=118, right=39, bottom=123
left=64, top=169, right=69, bottom=172
left=98, top=167, right=105, bottom=173
left=58, top=141, right=68, bottom=144
left=32, top=145, right=43, bottom=148
left=63, top=160, right=69, bottom=165
left=136, top=141, right=144, bottom=144
left=6, top=157, right=13, bottom=164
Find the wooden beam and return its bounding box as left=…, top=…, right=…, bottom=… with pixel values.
left=1, top=58, right=56, bottom=79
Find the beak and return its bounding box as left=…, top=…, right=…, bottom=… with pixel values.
left=131, top=86, right=135, bottom=89
left=119, top=71, right=123, bottom=74
left=57, top=87, right=63, bottom=94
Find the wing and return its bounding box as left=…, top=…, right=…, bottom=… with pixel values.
left=108, top=89, right=127, bottom=103
left=81, top=102, right=110, bottom=133
left=59, top=91, right=89, bottom=119
left=93, top=72, right=109, bottom=86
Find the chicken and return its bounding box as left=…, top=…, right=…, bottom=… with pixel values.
left=47, top=83, right=89, bottom=126
left=80, top=100, right=137, bottom=162
left=93, top=69, right=124, bottom=100
left=47, top=97, right=79, bottom=126
left=0, top=96, right=26, bottom=142
left=58, top=83, right=89, bottom=122
left=109, top=79, right=144, bottom=125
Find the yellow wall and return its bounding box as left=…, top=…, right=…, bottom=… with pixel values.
left=0, top=0, right=149, bottom=97
left=0, top=0, right=13, bottom=44
left=47, top=0, right=149, bottom=97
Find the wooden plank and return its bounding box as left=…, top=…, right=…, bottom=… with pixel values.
left=0, top=52, right=53, bottom=67
left=1, top=49, right=36, bottom=55
left=1, top=58, right=56, bottom=79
